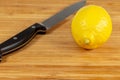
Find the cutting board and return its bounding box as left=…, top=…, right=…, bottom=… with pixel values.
left=0, top=0, right=119, bottom=80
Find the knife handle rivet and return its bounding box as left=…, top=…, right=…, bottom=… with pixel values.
left=31, top=26, right=36, bottom=29
left=13, top=37, right=18, bottom=40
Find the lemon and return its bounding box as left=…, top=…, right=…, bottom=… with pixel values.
left=71, top=5, right=112, bottom=49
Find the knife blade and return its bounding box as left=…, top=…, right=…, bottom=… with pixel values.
left=42, top=0, right=86, bottom=30
left=0, top=0, right=86, bottom=61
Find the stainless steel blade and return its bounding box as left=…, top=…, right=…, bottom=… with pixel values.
left=41, top=0, right=86, bottom=30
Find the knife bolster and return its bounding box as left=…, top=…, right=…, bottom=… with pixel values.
left=36, top=23, right=47, bottom=34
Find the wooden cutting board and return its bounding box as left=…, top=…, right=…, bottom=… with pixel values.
left=0, top=0, right=119, bottom=80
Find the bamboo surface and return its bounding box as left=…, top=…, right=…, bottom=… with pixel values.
left=0, top=0, right=120, bottom=80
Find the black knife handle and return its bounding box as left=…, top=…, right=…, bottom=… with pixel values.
left=0, top=23, right=46, bottom=61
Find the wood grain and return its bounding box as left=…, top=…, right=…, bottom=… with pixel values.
left=0, top=0, right=119, bottom=80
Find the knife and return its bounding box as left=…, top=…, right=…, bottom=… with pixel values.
left=0, top=0, right=86, bottom=61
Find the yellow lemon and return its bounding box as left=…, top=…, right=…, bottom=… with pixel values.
left=71, top=5, right=112, bottom=49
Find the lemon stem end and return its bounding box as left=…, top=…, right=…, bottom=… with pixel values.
left=84, top=39, right=90, bottom=45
